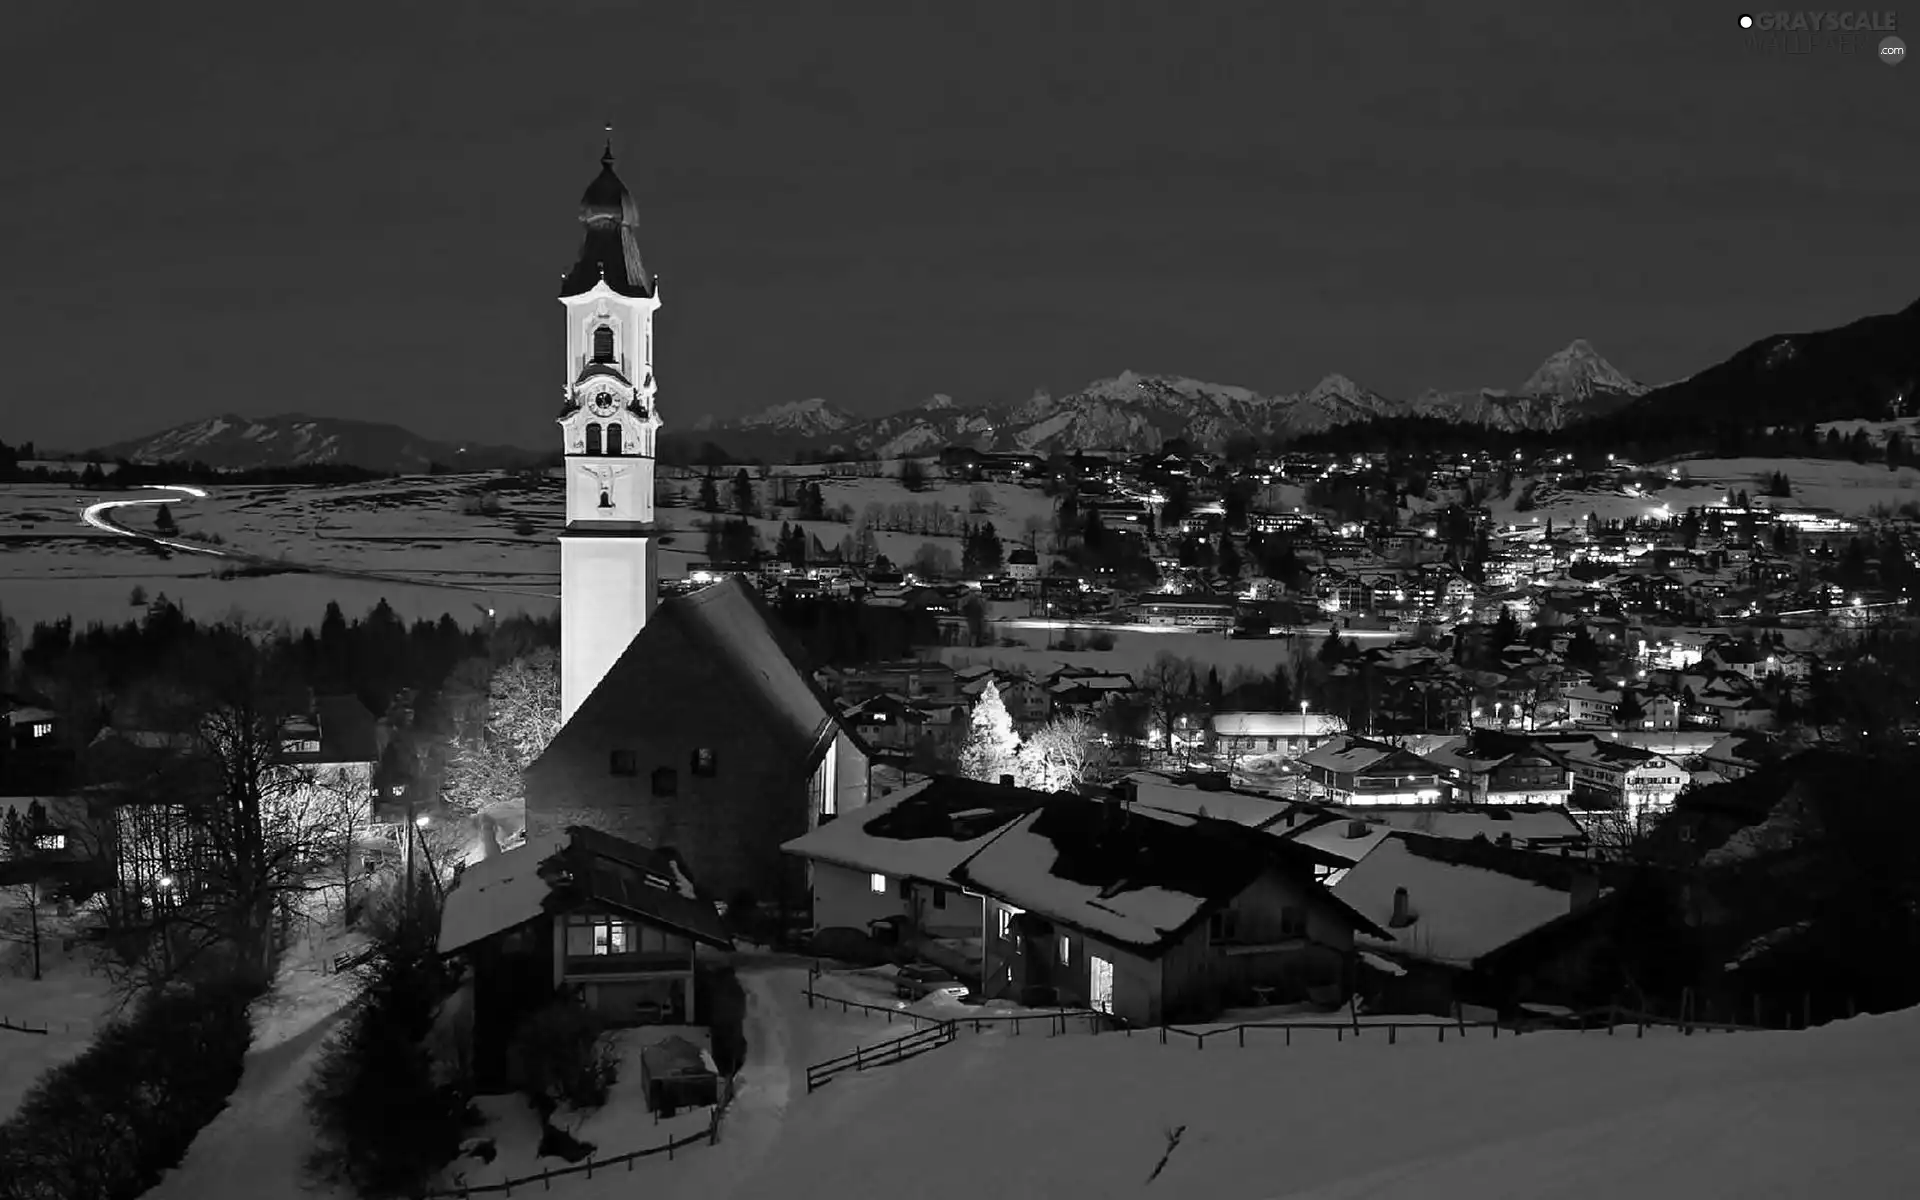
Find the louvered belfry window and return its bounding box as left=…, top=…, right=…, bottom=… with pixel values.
left=592, top=325, right=615, bottom=363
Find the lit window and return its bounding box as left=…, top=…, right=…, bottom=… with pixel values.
left=594, top=920, right=631, bottom=955
left=34, top=834, right=66, bottom=852
left=869, top=872, right=887, bottom=894
left=1059, top=935, right=1071, bottom=965
left=997, top=908, right=1013, bottom=939
left=691, top=748, right=717, bottom=777
left=30, top=722, right=52, bottom=739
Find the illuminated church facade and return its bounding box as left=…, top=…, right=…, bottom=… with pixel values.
left=527, top=140, right=872, bottom=908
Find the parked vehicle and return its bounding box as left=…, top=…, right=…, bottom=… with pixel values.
left=894, top=963, right=967, bottom=1002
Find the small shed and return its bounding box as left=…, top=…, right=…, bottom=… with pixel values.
left=640, top=1035, right=718, bottom=1115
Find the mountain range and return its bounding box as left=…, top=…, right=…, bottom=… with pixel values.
left=679, top=339, right=1652, bottom=460
left=75, top=295, right=1920, bottom=470
left=87, top=414, right=540, bottom=474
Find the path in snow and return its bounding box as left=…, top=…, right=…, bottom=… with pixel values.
left=141, top=939, right=365, bottom=1200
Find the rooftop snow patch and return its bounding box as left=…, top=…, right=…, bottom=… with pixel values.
left=782, top=775, right=1054, bottom=883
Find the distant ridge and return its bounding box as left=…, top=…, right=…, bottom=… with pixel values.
left=89, top=413, right=542, bottom=474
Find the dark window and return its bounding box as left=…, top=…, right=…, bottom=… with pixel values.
left=897, top=878, right=911, bottom=900
left=605, top=422, right=623, bottom=455
left=651, top=767, right=678, bottom=797
left=1280, top=906, right=1308, bottom=938
left=585, top=423, right=603, bottom=455
left=592, top=325, right=615, bottom=363
left=610, top=750, right=637, bottom=776
left=932, top=885, right=947, bottom=910
left=691, top=748, right=717, bottom=777
left=1209, top=909, right=1240, bottom=943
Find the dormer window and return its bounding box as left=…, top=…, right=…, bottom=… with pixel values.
left=605, top=422, right=622, bottom=456
left=592, top=325, right=615, bottom=363
left=585, top=423, right=602, bottom=455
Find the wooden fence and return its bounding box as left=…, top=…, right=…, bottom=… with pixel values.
left=805, top=1019, right=958, bottom=1094
left=0, top=1016, right=50, bottom=1036
left=802, top=985, right=1121, bottom=1037
left=419, top=1076, right=736, bottom=1198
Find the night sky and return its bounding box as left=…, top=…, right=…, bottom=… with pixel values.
left=3, top=1, right=1914, bottom=452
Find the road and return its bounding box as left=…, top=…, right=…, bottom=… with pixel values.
left=1000, top=617, right=1406, bottom=642
left=80, top=484, right=557, bottom=603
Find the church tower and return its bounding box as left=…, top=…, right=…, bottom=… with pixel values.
left=556, top=135, right=663, bottom=725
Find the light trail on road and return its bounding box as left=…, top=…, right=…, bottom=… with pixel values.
left=80, top=484, right=233, bottom=557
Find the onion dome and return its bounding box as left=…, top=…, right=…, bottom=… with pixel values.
left=560, top=137, right=654, bottom=298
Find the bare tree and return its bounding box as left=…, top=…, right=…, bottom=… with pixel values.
left=437, top=649, right=560, bottom=859
left=1016, top=714, right=1104, bottom=792
left=1136, top=652, right=1198, bottom=756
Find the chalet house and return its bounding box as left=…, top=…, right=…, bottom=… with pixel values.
left=1703, top=640, right=1808, bottom=681
left=1361, top=806, right=1590, bottom=855
left=994, top=674, right=1053, bottom=727
left=838, top=693, right=933, bottom=753
left=436, top=826, right=732, bottom=1089
left=1004, top=546, right=1040, bottom=581
left=1333, top=832, right=1613, bottom=1016
left=1558, top=739, right=1688, bottom=829
left=1699, top=731, right=1774, bottom=782
left=954, top=801, right=1389, bottom=1025
left=1209, top=712, right=1344, bottom=760
left=1418, top=733, right=1574, bottom=807
left=1044, top=669, right=1137, bottom=717
left=0, top=697, right=96, bottom=877
left=781, top=775, right=1052, bottom=949
left=1296, top=736, right=1445, bottom=806
left=525, top=577, right=877, bottom=912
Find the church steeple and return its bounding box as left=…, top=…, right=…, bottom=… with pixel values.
left=562, top=128, right=654, bottom=299
left=554, top=134, right=664, bottom=725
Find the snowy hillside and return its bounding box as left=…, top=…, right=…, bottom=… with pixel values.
left=89, top=413, right=539, bottom=473
left=734, top=1004, right=1920, bottom=1200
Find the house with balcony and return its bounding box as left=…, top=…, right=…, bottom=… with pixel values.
left=1415, top=733, right=1575, bottom=807
left=1558, top=739, right=1688, bottom=831
left=1296, top=736, right=1446, bottom=806
left=954, top=799, right=1390, bottom=1024
left=822, top=660, right=962, bottom=707
left=436, top=825, right=732, bottom=1089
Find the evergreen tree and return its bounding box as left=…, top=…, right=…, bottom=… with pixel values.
left=1493, top=605, right=1521, bottom=649
left=958, top=683, right=1021, bottom=783
left=731, top=468, right=756, bottom=517
left=1217, top=534, right=1241, bottom=581
left=154, top=503, right=177, bottom=534
left=698, top=474, right=720, bottom=513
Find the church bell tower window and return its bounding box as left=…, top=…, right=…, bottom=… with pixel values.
left=592, top=325, right=615, bottom=364
left=585, top=423, right=602, bottom=455
left=605, top=423, right=622, bottom=455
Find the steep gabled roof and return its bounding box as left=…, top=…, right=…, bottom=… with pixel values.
left=559, top=145, right=655, bottom=299
left=542, top=576, right=864, bottom=765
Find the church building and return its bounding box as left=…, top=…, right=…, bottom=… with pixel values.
left=525, top=139, right=873, bottom=910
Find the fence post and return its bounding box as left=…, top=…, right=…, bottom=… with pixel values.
left=586, top=1158, right=593, bottom=1179
left=856, top=1045, right=865, bottom=1071
left=1337, top=1026, right=1343, bottom=1043
left=1285, top=1026, right=1290, bottom=1047
left=1803, top=993, right=1811, bottom=1030
left=1238, top=1025, right=1245, bottom=1049
left=1437, top=1025, right=1445, bottom=1043
left=542, top=1167, right=550, bottom=1190
left=1388, top=1023, right=1396, bottom=1045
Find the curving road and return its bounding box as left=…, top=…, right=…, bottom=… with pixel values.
left=81, top=484, right=557, bottom=603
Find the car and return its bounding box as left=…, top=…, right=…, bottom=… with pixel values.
left=894, top=963, right=968, bottom=1002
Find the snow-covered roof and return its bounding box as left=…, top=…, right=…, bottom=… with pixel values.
left=1210, top=712, right=1344, bottom=739
left=1333, top=833, right=1588, bottom=966
left=1277, top=814, right=1395, bottom=864
left=437, top=829, right=571, bottom=956
left=1125, top=776, right=1292, bottom=830
left=781, top=776, right=1051, bottom=882
left=438, top=826, right=730, bottom=956
left=1365, top=806, right=1589, bottom=846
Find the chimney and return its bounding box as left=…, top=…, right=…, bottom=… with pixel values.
left=998, top=773, right=1015, bottom=787
left=1345, top=820, right=1369, bottom=840
left=1389, top=886, right=1415, bottom=928
left=478, top=815, right=502, bottom=860
left=1569, top=869, right=1600, bottom=913
left=1496, top=831, right=1513, bottom=848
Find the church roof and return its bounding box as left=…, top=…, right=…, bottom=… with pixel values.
left=546, top=575, right=857, bottom=760
left=559, top=143, right=655, bottom=300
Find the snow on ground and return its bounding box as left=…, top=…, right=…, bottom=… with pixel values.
left=714, top=1004, right=1920, bottom=1200
left=1662, top=456, right=1920, bottom=517
left=141, top=923, right=369, bottom=1200
left=0, top=932, right=123, bottom=1122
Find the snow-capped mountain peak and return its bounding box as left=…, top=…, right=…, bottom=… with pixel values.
left=721, top=397, right=855, bottom=437
left=1519, top=339, right=1644, bottom=400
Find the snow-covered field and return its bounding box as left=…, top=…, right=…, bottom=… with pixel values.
left=0, top=933, right=122, bottom=1122
left=1486, top=457, right=1920, bottom=530
left=0, top=471, right=1061, bottom=633
left=942, top=625, right=1360, bottom=681
left=730, top=1004, right=1920, bottom=1200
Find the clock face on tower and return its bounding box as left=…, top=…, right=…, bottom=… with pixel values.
left=590, top=391, right=616, bottom=416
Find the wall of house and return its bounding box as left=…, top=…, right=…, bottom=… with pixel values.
left=810, top=862, right=910, bottom=933
left=525, top=617, right=825, bottom=909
